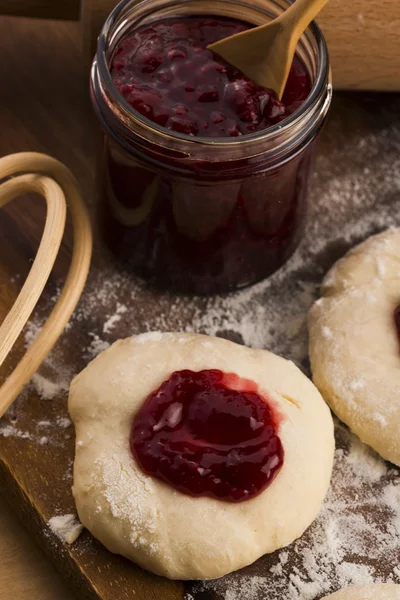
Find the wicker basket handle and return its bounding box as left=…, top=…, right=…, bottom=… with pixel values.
left=0, top=152, right=92, bottom=417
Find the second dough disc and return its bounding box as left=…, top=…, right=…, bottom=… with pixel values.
left=309, top=229, right=400, bottom=465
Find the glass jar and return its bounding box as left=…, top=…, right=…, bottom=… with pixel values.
left=91, top=0, right=332, bottom=294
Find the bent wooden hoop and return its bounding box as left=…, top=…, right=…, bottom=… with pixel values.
left=0, top=152, right=93, bottom=418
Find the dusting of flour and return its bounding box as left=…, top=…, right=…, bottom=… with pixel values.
left=189, top=426, right=400, bottom=600
left=48, top=514, right=83, bottom=544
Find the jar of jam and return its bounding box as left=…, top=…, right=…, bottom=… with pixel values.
left=91, top=0, right=332, bottom=294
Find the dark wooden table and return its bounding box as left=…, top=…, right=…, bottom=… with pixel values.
left=0, top=15, right=89, bottom=600
left=1, top=12, right=400, bottom=600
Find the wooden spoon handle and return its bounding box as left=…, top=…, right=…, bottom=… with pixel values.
left=0, top=152, right=92, bottom=418
left=280, top=0, right=330, bottom=39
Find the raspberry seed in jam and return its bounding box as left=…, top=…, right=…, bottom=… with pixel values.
left=130, top=369, right=284, bottom=502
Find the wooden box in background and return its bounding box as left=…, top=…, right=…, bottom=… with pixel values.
left=319, top=0, right=400, bottom=90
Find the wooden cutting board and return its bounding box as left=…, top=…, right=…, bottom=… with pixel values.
left=1, top=12, right=400, bottom=600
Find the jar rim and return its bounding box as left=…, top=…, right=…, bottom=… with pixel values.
left=96, top=0, right=330, bottom=147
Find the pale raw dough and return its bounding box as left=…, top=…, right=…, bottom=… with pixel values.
left=322, top=584, right=400, bottom=600
left=308, top=228, right=400, bottom=465
left=69, top=332, right=334, bottom=580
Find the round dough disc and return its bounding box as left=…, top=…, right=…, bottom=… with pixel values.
left=322, top=584, right=400, bottom=600
left=69, top=332, right=334, bottom=580
left=308, top=228, right=400, bottom=465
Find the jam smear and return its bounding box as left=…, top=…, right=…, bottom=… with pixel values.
left=111, top=17, right=311, bottom=138
left=395, top=305, right=400, bottom=342
left=130, top=369, right=284, bottom=502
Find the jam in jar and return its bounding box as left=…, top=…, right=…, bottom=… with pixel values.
left=91, top=0, right=332, bottom=294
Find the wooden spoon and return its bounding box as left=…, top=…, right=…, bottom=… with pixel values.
left=208, top=0, right=329, bottom=100
left=0, top=152, right=93, bottom=417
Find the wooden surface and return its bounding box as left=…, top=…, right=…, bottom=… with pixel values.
left=1, top=10, right=400, bottom=600
left=83, top=0, right=400, bottom=91
left=0, top=0, right=80, bottom=20
left=0, top=496, right=74, bottom=600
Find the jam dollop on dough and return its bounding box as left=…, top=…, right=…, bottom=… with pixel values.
left=395, top=305, right=400, bottom=342
left=130, top=369, right=284, bottom=502
left=111, top=17, right=311, bottom=138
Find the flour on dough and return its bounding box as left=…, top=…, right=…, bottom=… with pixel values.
left=309, top=228, right=400, bottom=466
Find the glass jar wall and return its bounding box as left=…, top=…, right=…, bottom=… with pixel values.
left=91, top=0, right=332, bottom=294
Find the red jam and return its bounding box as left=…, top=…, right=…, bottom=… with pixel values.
left=130, top=369, right=284, bottom=502
left=395, top=305, right=400, bottom=342
left=111, top=18, right=310, bottom=138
